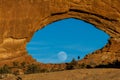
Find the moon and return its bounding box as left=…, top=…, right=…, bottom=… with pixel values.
left=58, top=51, right=67, bottom=61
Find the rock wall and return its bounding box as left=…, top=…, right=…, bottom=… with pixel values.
left=0, top=0, right=120, bottom=65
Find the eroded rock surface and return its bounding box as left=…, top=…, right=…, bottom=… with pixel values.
left=0, top=0, right=120, bottom=65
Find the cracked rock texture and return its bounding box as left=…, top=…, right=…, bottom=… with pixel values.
left=0, top=0, right=120, bottom=65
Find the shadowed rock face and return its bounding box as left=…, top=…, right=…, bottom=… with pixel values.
left=0, top=0, right=120, bottom=65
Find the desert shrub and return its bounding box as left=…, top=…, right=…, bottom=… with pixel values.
left=40, top=68, right=48, bottom=73
left=66, top=64, right=74, bottom=70
left=71, top=58, right=77, bottom=65
left=0, top=64, right=11, bottom=74
left=13, top=70, right=19, bottom=76
left=16, top=76, right=22, bottom=80
left=13, top=62, right=19, bottom=67
left=50, top=68, right=56, bottom=72
left=25, top=64, right=41, bottom=74
left=66, top=58, right=78, bottom=70
left=79, top=63, right=87, bottom=68
left=95, top=60, right=120, bottom=68
left=20, top=62, right=26, bottom=68
left=86, top=65, right=92, bottom=68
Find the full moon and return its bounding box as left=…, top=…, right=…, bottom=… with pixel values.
left=58, top=51, right=67, bottom=61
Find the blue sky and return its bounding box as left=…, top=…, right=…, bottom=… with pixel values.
left=26, top=18, right=110, bottom=63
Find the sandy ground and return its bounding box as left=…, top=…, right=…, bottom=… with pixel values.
left=3, top=69, right=120, bottom=80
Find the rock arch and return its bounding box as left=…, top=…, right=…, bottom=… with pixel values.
left=0, top=0, right=120, bottom=65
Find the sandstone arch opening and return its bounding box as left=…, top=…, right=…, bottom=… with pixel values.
left=26, top=18, right=110, bottom=64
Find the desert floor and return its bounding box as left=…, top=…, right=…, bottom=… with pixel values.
left=3, top=68, right=120, bottom=80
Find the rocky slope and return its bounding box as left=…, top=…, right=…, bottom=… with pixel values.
left=0, top=0, right=120, bottom=66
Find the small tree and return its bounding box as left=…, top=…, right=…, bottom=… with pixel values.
left=78, top=56, right=80, bottom=60
left=71, top=58, right=77, bottom=65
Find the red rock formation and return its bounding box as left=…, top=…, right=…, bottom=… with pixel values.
left=0, top=0, right=120, bottom=65
left=80, top=37, right=120, bottom=66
